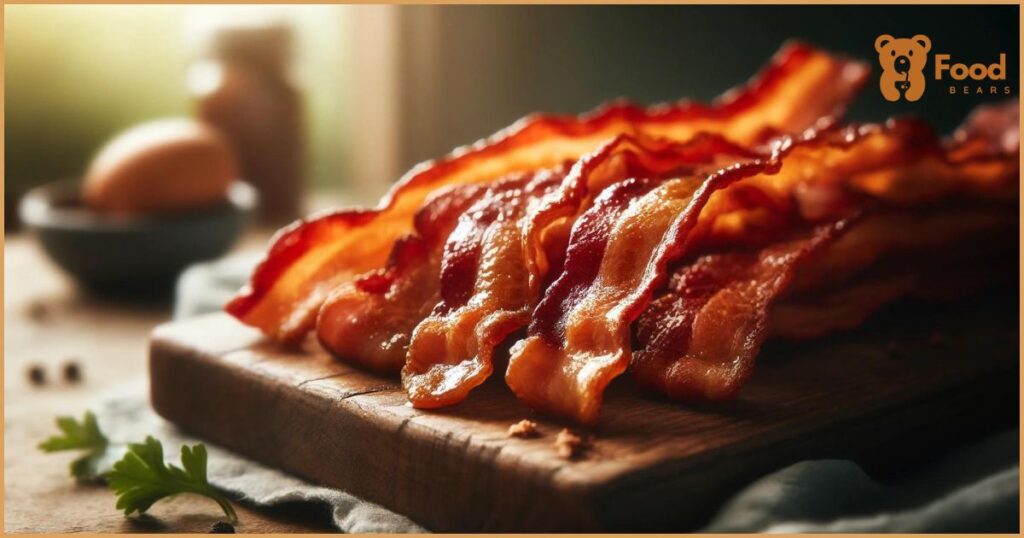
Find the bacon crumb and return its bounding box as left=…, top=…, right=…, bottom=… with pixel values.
left=554, top=428, right=590, bottom=459
left=508, top=419, right=539, bottom=439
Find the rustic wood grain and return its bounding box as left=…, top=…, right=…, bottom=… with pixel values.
left=149, top=295, right=1018, bottom=532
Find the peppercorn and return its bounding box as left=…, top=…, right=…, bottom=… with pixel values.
left=27, top=364, right=46, bottom=386
left=63, top=361, right=82, bottom=383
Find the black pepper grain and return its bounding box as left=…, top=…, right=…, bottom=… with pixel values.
left=27, top=364, right=46, bottom=386
left=63, top=361, right=82, bottom=383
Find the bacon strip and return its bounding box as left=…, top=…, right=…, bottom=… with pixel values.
left=316, top=182, right=490, bottom=372
left=507, top=116, right=1019, bottom=423
left=402, top=171, right=563, bottom=406
left=226, top=43, right=869, bottom=342
left=631, top=219, right=856, bottom=401
left=523, top=134, right=760, bottom=289
left=784, top=206, right=1018, bottom=296
left=771, top=253, right=1015, bottom=340
left=632, top=206, right=1016, bottom=401
left=319, top=136, right=752, bottom=380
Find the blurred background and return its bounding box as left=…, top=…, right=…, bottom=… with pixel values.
left=6, top=4, right=1019, bottom=227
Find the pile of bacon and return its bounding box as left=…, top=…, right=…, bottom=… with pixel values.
left=227, top=44, right=1018, bottom=424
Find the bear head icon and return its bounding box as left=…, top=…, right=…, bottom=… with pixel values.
left=875, top=34, right=931, bottom=102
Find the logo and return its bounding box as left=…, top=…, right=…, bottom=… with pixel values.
left=875, top=34, right=931, bottom=102
left=875, top=34, right=1011, bottom=101
left=936, top=52, right=1008, bottom=96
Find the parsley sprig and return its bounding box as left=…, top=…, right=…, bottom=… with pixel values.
left=38, top=411, right=110, bottom=480
left=40, top=412, right=237, bottom=522
left=107, top=436, right=237, bottom=522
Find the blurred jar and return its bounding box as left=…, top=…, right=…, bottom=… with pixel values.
left=188, top=15, right=304, bottom=224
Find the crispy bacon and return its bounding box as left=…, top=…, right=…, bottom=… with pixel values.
left=631, top=219, right=857, bottom=401
left=226, top=43, right=869, bottom=342
left=784, top=207, right=1017, bottom=296
left=402, top=171, right=563, bottom=406
left=507, top=115, right=1019, bottom=423
left=319, top=136, right=751, bottom=381
left=632, top=206, right=1016, bottom=401
left=771, top=253, right=1015, bottom=340
left=523, top=134, right=760, bottom=289
left=316, top=182, right=490, bottom=372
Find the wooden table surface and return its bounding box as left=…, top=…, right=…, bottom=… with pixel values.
left=3, top=233, right=336, bottom=533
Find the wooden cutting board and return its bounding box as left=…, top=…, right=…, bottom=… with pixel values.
left=149, top=297, right=1017, bottom=532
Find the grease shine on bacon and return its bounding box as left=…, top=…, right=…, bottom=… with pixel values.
left=401, top=170, right=565, bottom=407
left=227, top=44, right=1018, bottom=425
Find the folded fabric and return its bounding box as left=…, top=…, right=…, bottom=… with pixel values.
left=704, top=430, right=1019, bottom=533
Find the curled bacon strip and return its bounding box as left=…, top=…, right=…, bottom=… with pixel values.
left=771, top=252, right=1016, bottom=340
left=632, top=218, right=857, bottom=401
left=227, top=43, right=869, bottom=342
left=402, top=171, right=563, bottom=406
left=632, top=206, right=1016, bottom=401
left=316, top=182, right=490, bottom=372
left=783, top=207, right=1018, bottom=297
left=507, top=115, right=1019, bottom=423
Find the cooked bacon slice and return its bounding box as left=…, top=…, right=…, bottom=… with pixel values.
left=632, top=106, right=1019, bottom=408
left=523, top=134, right=760, bottom=289
left=316, top=182, right=490, bottom=372
left=770, top=272, right=916, bottom=341
left=402, top=171, right=563, bottom=406
left=631, top=219, right=855, bottom=401
left=506, top=129, right=842, bottom=423
left=784, top=206, right=1018, bottom=296
left=507, top=115, right=1019, bottom=423
left=632, top=206, right=1016, bottom=401
left=770, top=253, right=1015, bottom=340
left=225, top=43, right=869, bottom=342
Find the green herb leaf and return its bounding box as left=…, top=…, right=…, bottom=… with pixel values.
left=38, top=411, right=110, bottom=480
left=106, top=436, right=237, bottom=522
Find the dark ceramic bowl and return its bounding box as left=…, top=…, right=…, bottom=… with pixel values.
left=19, top=180, right=257, bottom=294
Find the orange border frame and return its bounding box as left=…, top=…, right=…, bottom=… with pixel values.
left=0, top=2, right=1019, bottom=537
